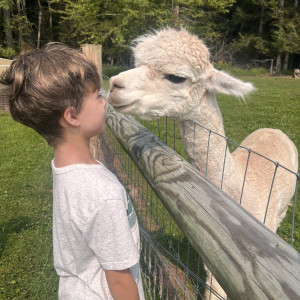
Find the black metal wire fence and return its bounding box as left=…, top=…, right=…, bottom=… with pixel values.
left=96, top=113, right=299, bottom=300
left=101, top=127, right=213, bottom=299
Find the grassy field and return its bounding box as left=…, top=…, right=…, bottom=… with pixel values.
left=0, top=114, right=57, bottom=299
left=0, top=75, right=299, bottom=299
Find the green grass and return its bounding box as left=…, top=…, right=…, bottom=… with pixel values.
left=218, top=76, right=299, bottom=150
left=214, top=64, right=269, bottom=77
left=0, top=113, right=57, bottom=300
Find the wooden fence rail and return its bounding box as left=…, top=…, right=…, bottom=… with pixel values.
left=104, top=104, right=300, bottom=300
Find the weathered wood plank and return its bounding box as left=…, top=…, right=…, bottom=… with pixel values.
left=105, top=104, right=300, bottom=299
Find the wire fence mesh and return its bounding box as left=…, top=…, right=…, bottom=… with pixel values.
left=101, top=125, right=220, bottom=299
left=139, top=118, right=299, bottom=245
left=97, top=114, right=299, bottom=299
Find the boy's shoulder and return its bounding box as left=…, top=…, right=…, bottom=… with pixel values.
left=53, top=161, right=126, bottom=199
left=52, top=162, right=127, bottom=224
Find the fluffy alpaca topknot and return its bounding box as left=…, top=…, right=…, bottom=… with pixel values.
left=132, top=28, right=210, bottom=75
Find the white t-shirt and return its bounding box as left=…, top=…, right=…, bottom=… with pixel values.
left=51, top=161, right=145, bottom=299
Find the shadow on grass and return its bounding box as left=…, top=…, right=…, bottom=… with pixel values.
left=0, top=216, right=33, bottom=258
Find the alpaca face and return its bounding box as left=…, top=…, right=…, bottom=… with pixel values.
left=109, top=64, right=206, bottom=120
left=108, top=28, right=254, bottom=120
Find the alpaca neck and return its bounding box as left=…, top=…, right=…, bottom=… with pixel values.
left=177, top=92, right=236, bottom=187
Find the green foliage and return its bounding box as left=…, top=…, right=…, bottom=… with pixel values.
left=232, top=34, right=268, bottom=55
left=0, top=46, right=16, bottom=59
left=0, top=0, right=12, bottom=10
left=231, top=0, right=300, bottom=69
left=57, top=0, right=174, bottom=63
left=0, top=0, right=299, bottom=71
left=102, top=65, right=129, bottom=78
left=214, top=63, right=268, bottom=76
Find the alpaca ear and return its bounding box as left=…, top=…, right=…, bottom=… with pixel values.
left=206, top=68, right=255, bottom=98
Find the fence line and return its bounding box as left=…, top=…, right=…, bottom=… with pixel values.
left=186, top=121, right=299, bottom=246
left=98, top=123, right=210, bottom=299
left=100, top=73, right=299, bottom=298
left=137, top=117, right=299, bottom=248
left=93, top=104, right=300, bottom=299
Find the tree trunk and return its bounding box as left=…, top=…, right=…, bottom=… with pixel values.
left=280, top=0, right=284, bottom=9
left=23, top=0, right=26, bottom=17
left=289, top=54, right=295, bottom=70
left=2, top=8, right=14, bottom=48
left=276, top=52, right=282, bottom=73
left=37, top=0, right=42, bottom=49
left=172, top=3, right=179, bottom=26
left=47, top=0, right=52, bottom=40
left=258, top=1, right=266, bottom=35
left=295, top=0, right=299, bottom=7
left=16, top=0, right=23, bottom=47
left=20, top=0, right=29, bottom=47
left=283, top=52, right=289, bottom=70
left=275, top=0, right=284, bottom=73
left=270, top=59, right=274, bottom=75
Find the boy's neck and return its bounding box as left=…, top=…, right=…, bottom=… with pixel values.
left=53, top=138, right=98, bottom=168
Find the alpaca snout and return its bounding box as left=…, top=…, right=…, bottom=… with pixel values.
left=109, top=76, right=125, bottom=93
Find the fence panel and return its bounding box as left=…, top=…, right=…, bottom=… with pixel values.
left=92, top=104, right=300, bottom=299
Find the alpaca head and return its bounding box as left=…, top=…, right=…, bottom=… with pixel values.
left=108, top=28, right=255, bottom=120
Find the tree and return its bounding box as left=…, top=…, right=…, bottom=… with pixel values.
left=230, top=0, right=300, bottom=72
left=1, top=0, right=14, bottom=48
left=57, top=0, right=172, bottom=64
left=0, top=0, right=298, bottom=69
left=269, top=0, right=300, bottom=72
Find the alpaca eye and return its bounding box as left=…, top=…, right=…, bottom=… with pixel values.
left=165, top=74, right=186, bottom=84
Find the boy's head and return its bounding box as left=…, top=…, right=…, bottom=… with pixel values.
left=0, top=43, right=101, bottom=146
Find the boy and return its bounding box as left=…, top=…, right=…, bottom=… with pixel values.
left=1, top=43, right=144, bottom=300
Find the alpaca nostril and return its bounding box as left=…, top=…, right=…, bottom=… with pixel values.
left=109, top=77, right=125, bottom=93
left=113, top=83, right=123, bottom=90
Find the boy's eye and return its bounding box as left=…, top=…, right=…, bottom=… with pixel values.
left=164, top=74, right=187, bottom=84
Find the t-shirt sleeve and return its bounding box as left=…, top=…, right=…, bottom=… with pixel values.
left=82, top=199, right=140, bottom=271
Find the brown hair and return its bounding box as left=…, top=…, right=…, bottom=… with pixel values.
left=0, top=43, right=101, bottom=146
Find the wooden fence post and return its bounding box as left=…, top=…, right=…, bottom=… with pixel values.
left=81, top=44, right=102, bottom=75
left=81, top=44, right=103, bottom=159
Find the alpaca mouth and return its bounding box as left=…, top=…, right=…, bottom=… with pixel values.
left=111, top=99, right=140, bottom=112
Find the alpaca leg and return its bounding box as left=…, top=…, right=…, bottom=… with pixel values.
left=204, top=265, right=227, bottom=300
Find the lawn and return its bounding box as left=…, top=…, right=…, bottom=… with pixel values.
left=0, top=75, right=299, bottom=299
left=0, top=114, right=57, bottom=299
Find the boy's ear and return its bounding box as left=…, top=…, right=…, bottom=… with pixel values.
left=61, top=106, right=80, bottom=127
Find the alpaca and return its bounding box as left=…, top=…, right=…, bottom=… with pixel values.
left=108, top=28, right=298, bottom=299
